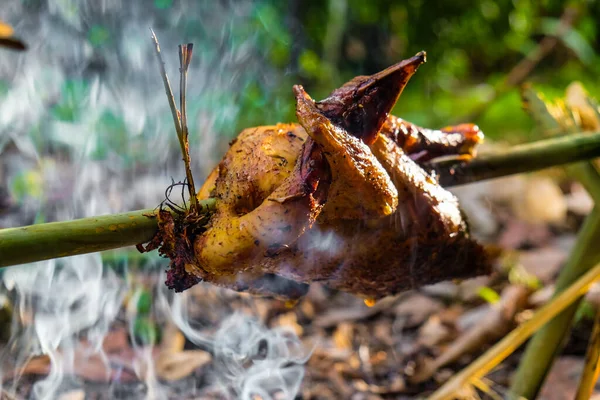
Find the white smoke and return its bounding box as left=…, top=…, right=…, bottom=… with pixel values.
left=212, top=314, right=307, bottom=399
left=0, top=0, right=307, bottom=398
left=157, top=282, right=309, bottom=399
left=1, top=255, right=125, bottom=399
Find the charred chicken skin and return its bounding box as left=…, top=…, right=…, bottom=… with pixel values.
left=168, top=52, right=490, bottom=301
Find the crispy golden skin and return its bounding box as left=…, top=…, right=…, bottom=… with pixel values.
left=189, top=53, right=489, bottom=300
left=194, top=124, right=325, bottom=276
left=294, top=86, right=398, bottom=220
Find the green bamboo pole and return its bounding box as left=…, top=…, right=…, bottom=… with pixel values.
left=1, top=132, right=600, bottom=269
left=0, top=199, right=216, bottom=267
left=567, top=162, right=600, bottom=203
left=433, top=131, right=600, bottom=186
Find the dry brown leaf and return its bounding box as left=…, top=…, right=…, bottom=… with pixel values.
left=373, top=322, right=394, bottom=347
left=6, top=355, right=50, bottom=378
left=488, top=175, right=528, bottom=205
left=57, top=390, right=84, bottom=400
left=314, top=295, right=401, bottom=328
left=514, top=176, right=567, bottom=225
left=273, top=311, right=303, bottom=336
left=417, top=316, right=453, bottom=348
left=529, top=284, right=555, bottom=307
left=159, top=322, right=186, bottom=354
left=155, top=350, right=211, bottom=381
left=333, top=323, right=354, bottom=350
left=565, top=82, right=600, bottom=132
left=410, top=285, right=530, bottom=384
left=539, top=356, right=587, bottom=400
left=566, top=182, right=594, bottom=216
left=393, top=293, right=443, bottom=328
left=498, top=219, right=552, bottom=249
left=300, top=299, right=315, bottom=320
left=518, top=247, right=567, bottom=284
left=102, top=328, right=129, bottom=353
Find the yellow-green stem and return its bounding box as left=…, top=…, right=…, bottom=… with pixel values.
left=433, top=131, right=600, bottom=186
left=509, top=206, right=600, bottom=398
left=575, top=304, right=600, bottom=400
left=429, top=259, right=600, bottom=400
left=0, top=199, right=216, bottom=268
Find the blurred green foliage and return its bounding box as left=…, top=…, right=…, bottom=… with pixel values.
left=17, top=0, right=600, bottom=164
left=232, top=0, right=600, bottom=141
left=477, top=286, right=501, bottom=304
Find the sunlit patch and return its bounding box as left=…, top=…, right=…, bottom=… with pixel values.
left=364, top=298, right=377, bottom=307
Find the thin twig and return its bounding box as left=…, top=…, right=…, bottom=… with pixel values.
left=504, top=7, right=578, bottom=88
left=150, top=30, right=199, bottom=212
left=149, top=28, right=182, bottom=137
left=178, top=43, right=199, bottom=212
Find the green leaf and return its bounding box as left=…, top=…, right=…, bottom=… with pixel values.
left=10, top=170, right=43, bottom=202
left=299, top=49, right=321, bottom=78
left=520, top=85, right=562, bottom=134
left=478, top=286, right=501, bottom=304
left=574, top=300, right=596, bottom=325
left=561, top=29, right=596, bottom=66
left=133, top=317, right=161, bottom=345
left=154, top=0, right=172, bottom=9
left=88, top=25, right=110, bottom=47
left=540, top=18, right=596, bottom=65
left=51, top=79, right=90, bottom=122
left=135, top=289, right=153, bottom=315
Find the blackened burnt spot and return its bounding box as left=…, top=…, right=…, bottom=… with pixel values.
left=165, top=265, right=201, bottom=292
left=271, top=155, right=289, bottom=167
left=280, top=225, right=292, bottom=233
left=265, top=243, right=283, bottom=257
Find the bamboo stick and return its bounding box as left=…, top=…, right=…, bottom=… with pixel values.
left=1, top=131, right=599, bottom=268
left=431, top=131, right=600, bottom=186
left=0, top=199, right=216, bottom=267
left=575, top=305, right=600, bottom=400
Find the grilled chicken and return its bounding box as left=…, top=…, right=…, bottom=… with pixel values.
left=169, top=52, right=490, bottom=300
